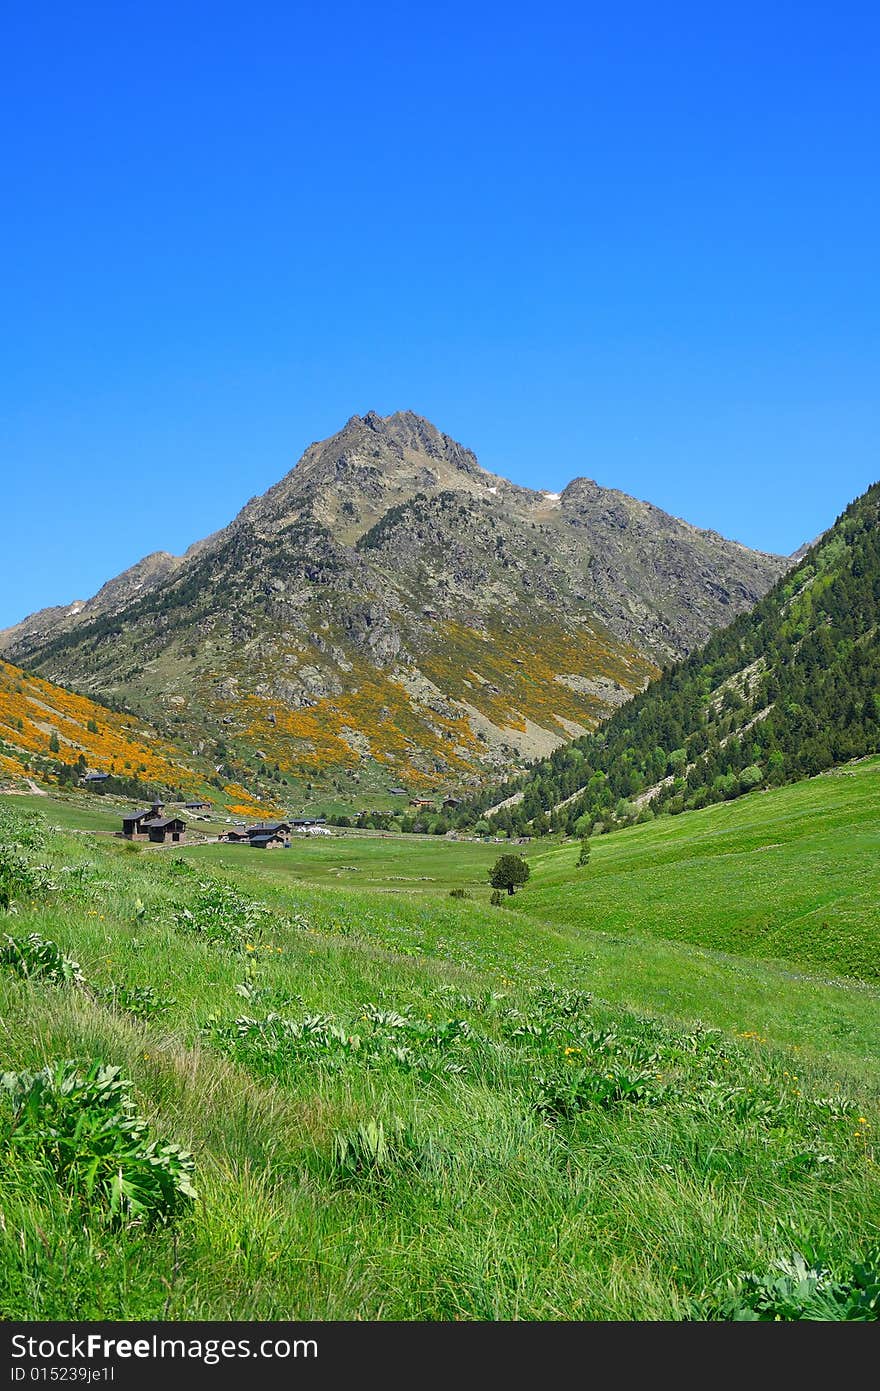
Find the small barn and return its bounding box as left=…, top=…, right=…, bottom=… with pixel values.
left=183, top=800, right=212, bottom=812
left=141, top=816, right=187, bottom=845
left=121, top=803, right=164, bottom=838
left=249, top=832, right=288, bottom=850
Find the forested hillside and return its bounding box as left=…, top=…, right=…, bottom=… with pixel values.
left=465, top=481, right=880, bottom=837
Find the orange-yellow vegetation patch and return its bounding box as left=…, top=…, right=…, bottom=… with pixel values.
left=223, top=784, right=286, bottom=819
left=194, top=649, right=481, bottom=787
left=225, top=662, right=484, bottom=788
left=0, top=749, right=27, bottom=779
left=0, top=659, right=208, bottom=794
left=421, top=616, right=657, bottom=734
left=196, top=616, right=655, bottom=785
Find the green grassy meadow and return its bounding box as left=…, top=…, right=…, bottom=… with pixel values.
left=0, top=792, right=126, bottom=832
left=515, top=756, right=880, bottom=982
left=181, top=832, right=514, bottom=896
left=0, top=762, right=878, bottom=1320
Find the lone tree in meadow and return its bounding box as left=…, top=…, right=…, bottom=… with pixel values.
left=489, top=854, right=531, bottom=896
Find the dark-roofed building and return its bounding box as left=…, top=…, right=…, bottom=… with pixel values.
left=249, top=832, right=288, bottom=850
left=121, top=803, right=164, bottom=838
left=389, top=787, right=409, bottom=796
left=83, top=771, right=110, bottom=783
left=442, top=796, right=462, bottom=809
left=246, top=821, right=292, bottom=837
left=141, top=816, right=186, bottom=845
left=183, top=800, right=212, bottom=811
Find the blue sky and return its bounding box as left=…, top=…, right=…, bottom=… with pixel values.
left=2, top=1, right=878, bottom=628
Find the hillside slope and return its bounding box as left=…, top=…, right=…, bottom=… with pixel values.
left=0, top=657, right=275, bottom=813
left=516, top=755, right=880, bottom=982
left=469, top=481, right=880, bottom=835
left=0, top=412, right=785, bottom=803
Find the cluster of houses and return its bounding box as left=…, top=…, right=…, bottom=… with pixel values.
left=221, top=817, right=329, bottom=849
left=119, top=804, right=330, bottom=849
left=117, top=788, right=473, bottom=850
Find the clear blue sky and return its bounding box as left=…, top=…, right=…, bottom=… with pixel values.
left=2, top=1, right=878, bottom=628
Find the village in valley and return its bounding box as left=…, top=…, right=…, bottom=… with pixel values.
left=118, top=799, right=330, bottom=849
left=111, top=788, right=506, bottom=851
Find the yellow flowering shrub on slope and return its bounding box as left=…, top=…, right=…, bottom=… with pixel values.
left=0, top=660, right=211, bottom=795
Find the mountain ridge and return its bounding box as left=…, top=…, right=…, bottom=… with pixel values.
left=0, top=411, right=790, bottom=805
left=2, top=410, right=785, bottom=644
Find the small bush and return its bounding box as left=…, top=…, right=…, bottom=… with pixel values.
left=234, top=979, right=302, bottom=1011
left=448, top=887, right=469, bottom=899
left=0, top=847, right=54, bottom=912
left=0, top=932, right=83, bottom=985
left=0, top=805, right=47, bottom=852
left=534, top=1066, right=658, bottom=1122
left=0, top=1061, right=196, bottom=1224
left=490, top=889, right=503, bottom=907
left=204, top=1012, right=358, bottom=1072
left=174, top=879, right=279, bottom=954
left=100, top=983, right=176, bottom=1019
left=532, top=985, right=593, bottom=1019
left=204, top=1004, right=473, bottom=1082
left=702, top=1252, right=880, bottom=1321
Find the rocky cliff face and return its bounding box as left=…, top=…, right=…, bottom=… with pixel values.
left=0, top=411, right=789, bottom=802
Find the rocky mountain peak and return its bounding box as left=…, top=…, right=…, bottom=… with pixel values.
left=0, top=409, right=793, bottom=805
left=233, top=410, right=495, bottom=541
left=327, top=409, right=484, bottom=478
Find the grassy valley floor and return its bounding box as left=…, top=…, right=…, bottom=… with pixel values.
left=0, top=762, right=878, bottom=1319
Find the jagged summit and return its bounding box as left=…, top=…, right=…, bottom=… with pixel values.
left=360, top=408, right=479, bottom=456
left=232, top=409, right=497, bottom=541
